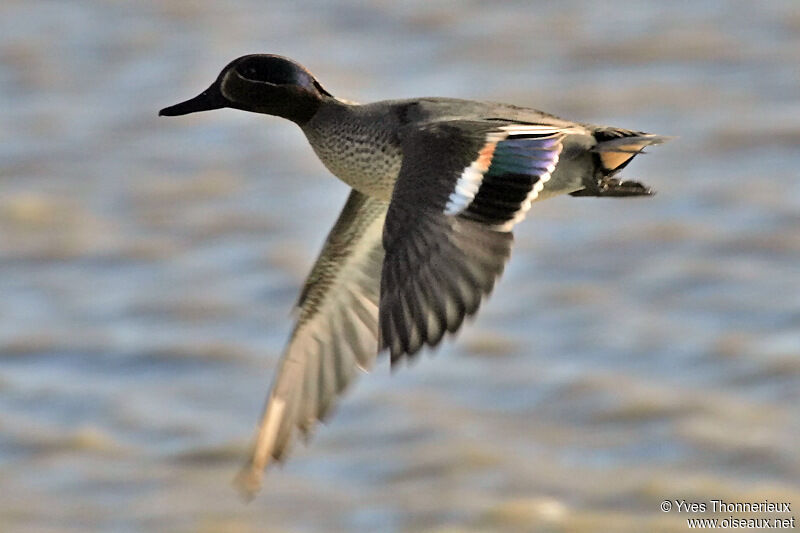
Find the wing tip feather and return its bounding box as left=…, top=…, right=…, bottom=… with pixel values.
left=233, top=462, right=264, bottom=503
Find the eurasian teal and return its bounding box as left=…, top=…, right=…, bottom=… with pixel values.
left=160, top=54, right=669, bottom=497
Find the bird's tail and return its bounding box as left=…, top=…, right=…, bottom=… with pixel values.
left=592, top=128, right=672, bottom=173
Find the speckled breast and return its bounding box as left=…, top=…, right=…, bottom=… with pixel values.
left=302, top=106, right=403, bottom=201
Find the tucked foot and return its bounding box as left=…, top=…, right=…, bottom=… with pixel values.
left=570, top=177, right=654, bottom=198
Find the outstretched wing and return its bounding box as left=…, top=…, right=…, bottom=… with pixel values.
left=236, top=189, right=387, bottom=499
left=381, top=121, right=574, bottom=362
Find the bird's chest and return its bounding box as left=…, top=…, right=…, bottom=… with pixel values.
left=303, top=122, right=403, bottom=201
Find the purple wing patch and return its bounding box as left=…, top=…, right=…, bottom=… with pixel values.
left=454, top=126, right=563, bottom=230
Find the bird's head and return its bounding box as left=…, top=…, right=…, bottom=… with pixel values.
left=159, top=54, right=331, bottom=125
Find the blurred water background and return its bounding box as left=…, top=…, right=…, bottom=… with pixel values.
left=1, top=1, right=799, bottom=531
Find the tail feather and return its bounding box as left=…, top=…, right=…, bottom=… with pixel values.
left=592, top=129, right=672, bottom=172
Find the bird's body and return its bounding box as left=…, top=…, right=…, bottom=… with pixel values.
left=159, top=54, right=669, bottom=498
left=303, top=97, right=598, bottom=201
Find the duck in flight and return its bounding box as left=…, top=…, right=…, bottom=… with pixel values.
left=159, top=54, right=669, bottom=498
